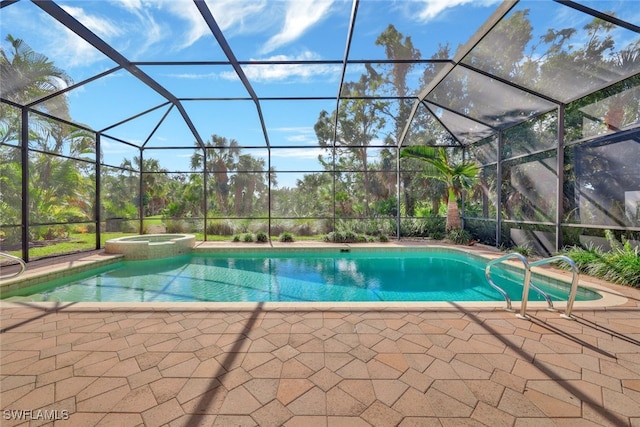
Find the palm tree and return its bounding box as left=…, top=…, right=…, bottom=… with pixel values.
left=1, top=35, right=72, bottom=119
left=207, top=136, right=241, bottom=215
left=400, top=146, right=479, bottom=232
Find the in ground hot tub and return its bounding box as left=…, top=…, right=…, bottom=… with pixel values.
left=105, top=234, right=196, bottom=260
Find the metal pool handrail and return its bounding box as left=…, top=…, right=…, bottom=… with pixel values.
left=529, top=255, right=580, bottom=320
left=485, top=252, right=532, bottom=312
left=0, top=252, right=27, bottom=281
left=527, top=281, right=555, bottom=312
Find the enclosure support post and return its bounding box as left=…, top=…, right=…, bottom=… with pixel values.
left=496, top=131, right=503, bottom=248
left=332, top=144, right=336, bottom=235
left=21, top=108, right=29, bottom=262
left=396, top=146, right=401, bottom=240
left=556, top=104, right=565, bottom=253
left=461, top=147, right=466, bottom=230
left=95, top=133, right=101, bottom=249
left=203, top=147, right=208, bottom=241
left=268, top=148, right=272, bottom=240
left=139, top=148, right=144, bottom=235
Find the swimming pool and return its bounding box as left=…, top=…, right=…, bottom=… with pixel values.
left=1, top=250, right=601, bottom=303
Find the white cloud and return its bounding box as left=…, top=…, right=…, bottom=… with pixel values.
left=107, top=0, right=165, bottom=56
left=415, top=0, right=501, bottom=22
left=101, top=137, right=142, bottom=152
left=50, top=33, right=102, bottom=68
left=262, top=0, right=335, bottom=54
left=166, top=72, right=220, bottom=80
left=205, top=0, right=268, bottom=35
left=61, top=5, right=122, bottom=39
left=270, top=126, right=319, bottom=147
left=271, top=147, right=324, bottom=160
left=162, top=0, right=211, bottom=49
left=54, top=5, right=123, bottom=67
left=109, top=0, right=142, bottom=13
left=57, top=0, right=336, bottom=63
left=220, top=52, right=340, bottom=83
left=59, top=3, right=161, bottom=64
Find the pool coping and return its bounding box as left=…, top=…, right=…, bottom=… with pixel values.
left=0, top=241, right=629, bottom=311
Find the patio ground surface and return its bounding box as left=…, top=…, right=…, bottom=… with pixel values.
left=1, top=242, right=640, bottom=426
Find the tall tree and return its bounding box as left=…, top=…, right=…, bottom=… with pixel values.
left=1, top=36, right=98, bottom=242
left=0, top=35, right=72, bottom=120
left=375, top=24, right=420, bottom=132
left=231, top=154, right=267, bottom=216
left=315, top=65, right=387, bottom=217
left=190, top=135, right=240, bottom=215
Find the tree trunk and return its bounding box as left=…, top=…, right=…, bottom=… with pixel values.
left=446, top=188, right=462, bottom=232
left=431, top=198, right=440, bottom=217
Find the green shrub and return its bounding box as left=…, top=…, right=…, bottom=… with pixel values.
left=279, top=232, right=294, bottom=242
left=596, top=241, right=640, bottom=286
left=293, top=221, right=316, bottom=236
left=512, top=245, right=532, bottom=257
left=243, top=233, right=254, bottom=242
left=399, top=217, right=445, bottom=239
left=344, top=231, right=357, bottom=243
left=561, top=235, right=640, bottom=287
left=232, top=234, right=241, bottom=242
left=399, top=218, right=424, bottom=237
left=562, top=244, right=602, bottom=271
left=465, top=219, right=497, bottom=246
left=207, top=220, right=235, bottom=236
left=270, top=221, right=286, bottom=236
left=165, top=220, right=186, bottom=233
left=324, top=231, right=344, bottom=243
left=379, top=234, right=389, bottom=242
left=431, top=231, right=445, bottom=240
left=256, top=231, right=269, bottom=243
left=446, top=229, right=473, bottom=245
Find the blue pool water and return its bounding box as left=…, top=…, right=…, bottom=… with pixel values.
left=3, top=251, right=600, bottom=303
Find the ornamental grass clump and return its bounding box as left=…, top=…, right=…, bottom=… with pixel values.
left=598, top=241, right=640, bottom=286
left=562, top=231, right=640, bottom=287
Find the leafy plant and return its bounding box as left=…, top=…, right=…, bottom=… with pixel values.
left=344, top=231, right=357, bottom=242
left=400, top=146, right=479, bottom=232
left=561, top=233, right=640, bottom=287
left=325, top=231, right=345, bottom=243
left=399, top=217, right=445, bottom=238
left=256, top=231, right=268, bottom=243
left=446, top=229, right=473, bottom=244
left=165, top=220, right=186, bottom=233
left=279, top=232, right=294, bottom=243
left=207, top=220, right=235, bottom=236
left=242, top=233, right=254, bottom=242
left=596, top=241, right=640, bottom=286
left=512, top=245, right=532, bottom=257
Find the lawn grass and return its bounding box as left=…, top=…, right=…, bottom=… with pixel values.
left=5, top=231, right=348, bottom=261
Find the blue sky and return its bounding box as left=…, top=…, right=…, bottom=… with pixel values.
left=2, top=0, right=638, bottom=187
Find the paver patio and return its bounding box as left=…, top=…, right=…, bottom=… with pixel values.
left=1, top=246, right=640, bottom=426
